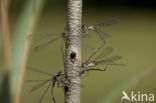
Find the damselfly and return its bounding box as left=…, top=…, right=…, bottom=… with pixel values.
left=82, top=20, right=118, bottom=41
left=29, top=27, right=93, bottom=52
left=25, top=66, right=69, bottom=103
left=29, top=27, right=70, bottom=51
left=80, top=42, right=125, bottom=76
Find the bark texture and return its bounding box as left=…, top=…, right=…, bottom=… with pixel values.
left=65, top=0, right=82, bottom=103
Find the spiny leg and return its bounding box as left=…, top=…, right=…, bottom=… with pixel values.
left=80, top=64, right=107, bottom=76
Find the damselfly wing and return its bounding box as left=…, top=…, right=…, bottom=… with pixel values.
left=25, top=66, right=65, bottom=103
left=82, top=20, right=118, bottom=41
left=29, top=32, right=91, bottom=52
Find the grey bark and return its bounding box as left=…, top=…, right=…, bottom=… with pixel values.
left=64, top=0, right=82, bottom=103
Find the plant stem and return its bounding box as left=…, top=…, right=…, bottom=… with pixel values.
left=64, top=0, right=82, bottom=103
left=1, top=0, right=11, bottom=70
left=14, top=8, right=35, bottom=103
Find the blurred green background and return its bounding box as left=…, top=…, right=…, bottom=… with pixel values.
left=1, top=0, right=156, bottom=103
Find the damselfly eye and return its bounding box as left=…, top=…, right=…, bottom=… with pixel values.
left=58, top=71, right=62, bottom=76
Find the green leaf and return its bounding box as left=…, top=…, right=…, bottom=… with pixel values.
left=10, top=0, right=45, bottom=101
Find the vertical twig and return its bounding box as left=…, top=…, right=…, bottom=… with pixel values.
left=1, top=0, right=11, bottom=70
left=65, top=0, right=82, bottom=103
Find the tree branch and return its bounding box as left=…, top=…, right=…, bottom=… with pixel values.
left=64, top=0, right=82, bottom=103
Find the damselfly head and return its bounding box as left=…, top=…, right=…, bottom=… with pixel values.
left=57, top=71, right=63, bottom=76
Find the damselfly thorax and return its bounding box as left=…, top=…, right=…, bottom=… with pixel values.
left=82, top=25, right=95, bottom=31
left=82, top=62, right=96, bottom=68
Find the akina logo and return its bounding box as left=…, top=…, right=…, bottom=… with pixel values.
left=121, top=91, right=154, bottom=102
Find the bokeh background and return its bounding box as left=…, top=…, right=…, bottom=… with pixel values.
left=0, top=0, right=156, bottom=103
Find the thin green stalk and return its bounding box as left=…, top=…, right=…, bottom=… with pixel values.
left=1, top=0, right=11, bottom=70
left=12, top=1, right=46, bottom=103
left=0, top=0, right=11, bottom=103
